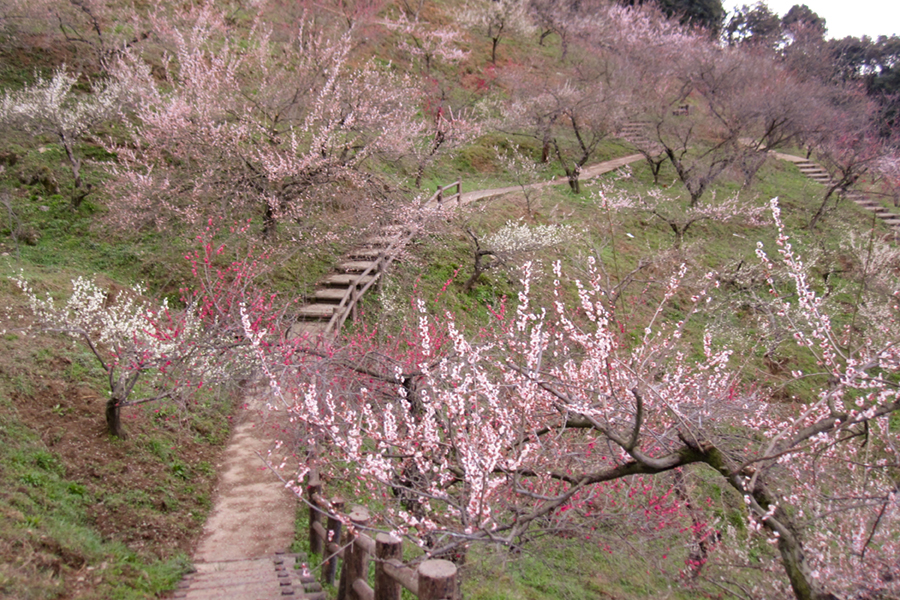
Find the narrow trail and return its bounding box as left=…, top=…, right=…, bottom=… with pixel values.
left=170, top=395, right=325, bottom=599
left=457, top=153, right=644, bottom=205
left=192, top=395, right=295, bottom=563
left=772, top=151, right=900, bottom=232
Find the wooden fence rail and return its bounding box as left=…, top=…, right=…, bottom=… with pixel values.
left=306, top=471, right=457, bottom=600
left=432, top=180, right=461, bottom=207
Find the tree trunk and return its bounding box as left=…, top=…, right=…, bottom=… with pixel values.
left=60, top=134, right=86, bottom=208
left=564, top=167, right=580, bottom=193
left=105, top=396, right=127, bottom=439
left=415, top=164, right=425, bottom=189
left=263, top=202, right=277, bottom=237
left=646, top=155, right=666, bottom=184
left=808, top=186, right=839, bottom=230
left=699, top=445, right=835, bottom=600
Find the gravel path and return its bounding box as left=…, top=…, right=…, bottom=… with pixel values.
left=193, top=395, right=296, bottom=562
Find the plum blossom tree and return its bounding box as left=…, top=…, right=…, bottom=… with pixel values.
left=108, top=6, right=420, bottom=237
left=595, top=181, right=767, bottom=249
left=409, top=105, right=483, bottom=189
left=461, top=0, right=533, bottom=64
left=262, top=199, right=899, bottom=600
left=805, top=92, right=892, bottom=229
left=461, top=219, right=574, bottom=291
left=505, top=58, right=630, bottom=193
left=0, top=66, right=125, bottom=207
left=0, top=0, right=145, bottom=72
left=387, top=14, right=469, bottom=75
left=9, top=224, right=280, bottom=438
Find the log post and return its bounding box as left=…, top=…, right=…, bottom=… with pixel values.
left=307, top=470, right=323, bottom=555
left=337, top=506, right=371, bottom=600
left=417, top=559, right=457, bottom=600
left=323, top=496, right=345, bottom=584
left=374, top=533, right=402, bottom=600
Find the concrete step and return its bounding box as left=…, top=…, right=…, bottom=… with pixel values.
left=314, top=288, right=350, bottom=303
left=338, top=261, right=377, bottom=273
left=322, top=274, right=375, bottom=287
left=296, top=304, right=336, bottom=320
left=347, top=248, right=384, bottom=260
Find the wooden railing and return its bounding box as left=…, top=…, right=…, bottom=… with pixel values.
left=307, top=471, right=457, bottom=600
left=430, top=180, right=462, bottom=207
left=324, top=230, right=411, bottom=336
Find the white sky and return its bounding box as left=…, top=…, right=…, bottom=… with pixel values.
left=721, top=0, right=900, bottom=40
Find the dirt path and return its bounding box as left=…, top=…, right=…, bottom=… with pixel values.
left=193, top=395, right=296, bottom=562
left=457, top=153, right=644, bottom=205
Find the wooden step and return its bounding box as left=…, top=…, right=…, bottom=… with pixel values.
left=173, top=555, right=315, bottom=600
left=347, top=248, right=384, bottom=260
left=296, top=304, right=336, bottom=320
left=322, top=274, right=375, bottom=287
left=338, top=261, right=377, bottom=273
left=289, top=321, right=328, bottom=337
left=314, top=288, right=350, bottom=303
left=361, top=236, right=397, bottom=247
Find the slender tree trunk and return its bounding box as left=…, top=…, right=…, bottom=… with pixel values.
left=415, top=164, right=425, bottom=189
left=645, top=154, right=666, bottom=184
left=566, top=170, right=580, bottom=193
left=263, top=202, right=277, bottom=237
left=808, top=186, right=839, bottom=230
left=60, top=134, right=86, bottom=208
left=105, top=395, right=127, bottom=439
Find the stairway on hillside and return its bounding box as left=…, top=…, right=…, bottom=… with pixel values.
left=291, top=225, right=407, bottom=338
left=792, top=159, right=900, bottom=232
left=171, top=552, right=325, bottom=600
left=618, top=121, right=662, bottom=155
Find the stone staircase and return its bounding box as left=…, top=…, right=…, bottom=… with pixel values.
left=171, top=553, right=325, bottom=600
left=291, top=225, right=407, bottom=338
left=618, top=120, right=658, bottom=152
left=792, top=159, right=900, bottom=232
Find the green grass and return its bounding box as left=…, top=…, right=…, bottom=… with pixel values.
left=0, top=393, right=197, bottom=599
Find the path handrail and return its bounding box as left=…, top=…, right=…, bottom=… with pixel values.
left=307, top=471, right=457, bottom=600
left=323, top=226, right=415, bottom=336
left=428, top=180, right=461, bottom=207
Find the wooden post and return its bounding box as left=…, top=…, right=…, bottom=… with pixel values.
left=307, top=470, right=323, bottom=555
left=417, top=559, right=457, bottom=600
left=337, top=506, right=371, bottom=600
left=374, top=533, right=402, bottom=600
left=323, top=496, right=345, bottom=584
